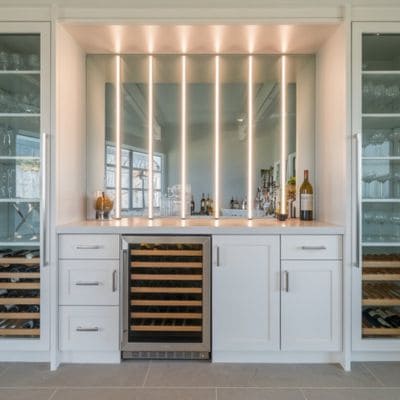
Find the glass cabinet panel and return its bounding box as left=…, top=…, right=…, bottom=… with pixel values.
left=0, top=33, right=41, bottom=339
left=360, top=33, right=400, bottom=339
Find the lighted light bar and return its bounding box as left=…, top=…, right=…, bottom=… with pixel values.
left=148, top=55, right=154, bottom=219
left=280, top=55, right=287, bottom=216
left=247, top=55, right=253, bottom=220
left=114, top=54, right=121, bottom=219
left=214, top=55, right=220, bottom=219
left=181, top=55, right=187, bottom=219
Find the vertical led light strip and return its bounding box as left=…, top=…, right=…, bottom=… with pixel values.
left=148, top=55, right=154, bottom=219
left=214, top=55, right=220, bottom=219
left=114, top=54, right=121, bottom=219
left=247, top=55, right=253, bottom=220
left=280, top=55, right=287, bottom=216
left=181, top=55, right=187, bottom=219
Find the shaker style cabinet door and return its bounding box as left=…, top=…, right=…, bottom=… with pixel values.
left=281, top=260, right=341, bottom=351
left=212, top=235, right=280, bottom=352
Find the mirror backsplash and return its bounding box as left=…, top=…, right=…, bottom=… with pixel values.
left=86, top=54, right=315, bottom=219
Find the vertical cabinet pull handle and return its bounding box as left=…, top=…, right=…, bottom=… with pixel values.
left=112, top=270, right=118, bottom=292
left=283, top=271, right=289, bottom=292
left=216, top=246, right=220, bottom=267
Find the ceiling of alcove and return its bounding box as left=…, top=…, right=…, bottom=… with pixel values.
left=63, top=23, right=339, bottom=54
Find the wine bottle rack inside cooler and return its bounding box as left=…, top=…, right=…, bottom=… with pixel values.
left=0, top=253, right=40, bottom=338
left=122, top=236, right=210, bottom=357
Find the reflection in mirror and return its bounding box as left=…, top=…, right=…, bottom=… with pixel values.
left=86, top=53, right=315, bottom=220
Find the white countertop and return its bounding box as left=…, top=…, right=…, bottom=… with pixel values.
left=57, top=217, right=344, bottom=235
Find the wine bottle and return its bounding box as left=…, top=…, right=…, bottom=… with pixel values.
left=230, top=197, right=235, bottom=209
left=299, top=170, right=313, bottom=221
left=200, top=193, right=206, bottom=214
left=190, top=196, right=195, bottom=215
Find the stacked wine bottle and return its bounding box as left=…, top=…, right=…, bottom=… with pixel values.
left=0, top=248, right=40, bottom=337
left=362, top=253, right=400, bottom=337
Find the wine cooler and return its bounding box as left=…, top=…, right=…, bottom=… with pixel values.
left=121, top=236, right=210, bottom=359
left=353, top=26, right=400, bottom=346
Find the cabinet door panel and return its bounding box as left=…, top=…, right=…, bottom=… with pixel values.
left=213, top=235, right=280, bottom=352
left=281, top=260, right=341, bottom=351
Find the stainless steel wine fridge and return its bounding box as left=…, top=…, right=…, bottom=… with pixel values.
left=121, top=235, right=211, bottom=360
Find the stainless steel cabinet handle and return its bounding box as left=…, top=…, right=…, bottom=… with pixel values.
left=112, top=270, right=117, bottom=292
left=216, top=246, right=220, bottom=267
left=76, top=245, right=104, bottom=250
left=300, top=246, right=327, bottom=250
left=76, top=327, right=99, bottom=332
left=75, top=281, right=100, bottom=286
left=283, top=271, right=289, bottom=292
left=354, top=133, right=361, bottom=268
left=40, top=132, right=49, bottom=267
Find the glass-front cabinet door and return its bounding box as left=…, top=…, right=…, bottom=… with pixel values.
left=0, top=24, right=49, bottom=347
left=353, top=23, right=400, bottom=348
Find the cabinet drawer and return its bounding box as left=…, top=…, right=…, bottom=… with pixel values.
left=59, top=306, right=119, bottom=351
left=59, top=234, right=119, bottom=259
left=59, top=260, right=119, bottom=306
left=281, top=235, right=342, bottom=260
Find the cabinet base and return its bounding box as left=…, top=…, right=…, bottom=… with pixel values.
left=59, top=351, right=121, bottom=364
left=212, top=351, right=342, bottom=364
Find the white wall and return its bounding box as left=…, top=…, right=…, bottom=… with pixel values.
left=56, top=24, right=86, bottom=225
left=315, top=23, right=347, bottom=224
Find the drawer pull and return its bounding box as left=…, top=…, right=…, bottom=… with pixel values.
left=300, top=246, right=327, bottom=250
left=75, top=281, right=100, bottom=286
left=283, top=270, right=289, bottom=292
left=216, top=246, right=220, bottom=267
left=76, top=327, right=99, bottom=332
left=75, top=245, right=104, bottom=250
left=112, top=270, right=117, bottom=292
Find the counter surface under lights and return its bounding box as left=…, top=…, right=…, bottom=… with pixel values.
left=57, top=217, right=344, bottom=234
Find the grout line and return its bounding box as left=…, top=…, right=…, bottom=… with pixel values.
left=142, top=360, right=152, bottom=387
left=47, top=388, right=58, bottom=400
left=361, top=363, right=385, bottom=387
left=300, top=388, right=309, bottom=400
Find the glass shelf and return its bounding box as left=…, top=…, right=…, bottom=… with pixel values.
left=0, top=199, right=40, bottom=203
left=363, top=71, right=400, bottom=75
left=0, top=70, right=39, bottom=75
left=0, top=114, right=40, bottom=118
left=362, top=199, right=400, bottom=203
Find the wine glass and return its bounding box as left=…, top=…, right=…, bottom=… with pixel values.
left=362, top=172, right=376, bottom=198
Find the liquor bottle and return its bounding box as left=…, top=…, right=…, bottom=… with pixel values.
left=230, top=197, right=235, bottom=209
left=206, top=194, right=210, bottom=215
left=200, top=193, right=206, bottom=214
left=190, top=196, right=195, bottom=215
left=299, top=170, right=313, bottom=221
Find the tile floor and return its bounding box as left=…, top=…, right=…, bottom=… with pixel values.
left=0, top=361, right=398, bottom=400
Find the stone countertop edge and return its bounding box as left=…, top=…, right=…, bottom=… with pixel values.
left=56, top=218, right=344, bottom=235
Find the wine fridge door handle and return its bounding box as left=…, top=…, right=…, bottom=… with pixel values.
left=300, top=246, right=327, bottom=250
left=354, top=132, right=361, bottom=268
left=76, top=245, right=104, bottom=250
left=76, top=327, right=99, bottom=332
left=112, top=269, right=118, bottom=292
left=75, top=281, right=100, bottom=286
left=283, top=271, right=289, bottom=292
left=216, top=246, right=220, bottom=267
left=40, top=132, right=49, bottom=267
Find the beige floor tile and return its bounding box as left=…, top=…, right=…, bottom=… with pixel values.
left=0, top=362, right=149, bottom=387
left=217, top=388, right=305, bottom=400
left=52, top=388, right=215, bottom=400
left=0, top=389, right=55, bottom=400
left=362, top=362, right=400, bottom=387
left=291, top=363, right=382, bottom=388
left=303, top=388, right=400, bottom=400
left=145, top=361, right=292, bottom=387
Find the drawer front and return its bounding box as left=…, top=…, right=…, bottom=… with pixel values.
left=59, top=306, right=119, bottom=351
left=59, top=260, right=119, bottom=306
left=281, top=235, right=342, bottom=260
left=59, top=234, right=119, bottom=259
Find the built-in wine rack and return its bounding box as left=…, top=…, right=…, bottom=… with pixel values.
left=0, top=251, right=40, bottom=337
left=362, top=255, right=400, bottom=337
left=122, top=236, right=210, bottom=358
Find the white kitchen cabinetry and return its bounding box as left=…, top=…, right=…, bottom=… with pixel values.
left=58, top=234, right=120, bottom=363
left=281, top=235, right=341, bottom=352
left=281, top=260, right=341, bottom=351
left=212, top=235, right=280, bottom=354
